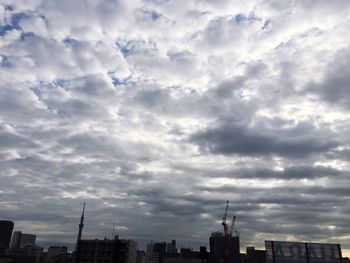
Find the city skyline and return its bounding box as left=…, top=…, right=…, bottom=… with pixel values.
left=2, top=202, right=350, bottom=258
left=1, top=0, right=350, bottom=258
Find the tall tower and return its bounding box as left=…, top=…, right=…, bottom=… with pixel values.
left=75, top=203, right=85, bottom=252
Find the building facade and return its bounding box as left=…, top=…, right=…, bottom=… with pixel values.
left=18, top=234, right=36, bottom=248
left=209, top=232, right=240, bottom=263
left=78, top=237, right=137, bottom=263
left=0, top=220, right=14, bottom=254
left=245, top=247, right=266, bottom=263
left=265, top=241, right=342, bottom=263
left=145, top=252, right=159, bottom=263
left=10, top=231, right=21, bottom=250
left=47, top=246, right=68, bottom=262
left=9, top=232, right=36, bottom=249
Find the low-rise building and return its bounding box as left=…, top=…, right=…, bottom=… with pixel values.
left=77, top=236, right=137, bottom=263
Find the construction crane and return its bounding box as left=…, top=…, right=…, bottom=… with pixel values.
left=229, top=216, right=236, bottom=236
left=222, top=201, right=229, bottom=263
left=222, top=200, right=229, bottom=237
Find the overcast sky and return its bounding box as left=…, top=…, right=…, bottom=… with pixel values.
left=1, top=0, right=350, bottom=256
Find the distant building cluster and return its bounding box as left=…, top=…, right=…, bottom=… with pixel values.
left=1, top=206, right=349, bottom=263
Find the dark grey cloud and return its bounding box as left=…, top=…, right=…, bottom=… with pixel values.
left=306, top=48, right=350, bottom=110
left=190, top=121, right=338, bottom=157
left=235, top=165, right=342, bottom=179
left=172, top=164, right=343, bottom=180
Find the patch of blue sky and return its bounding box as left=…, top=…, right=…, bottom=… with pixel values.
left=53, top=79, right=68, bottom=87
left=235, top=14, right=245, bottom=23
left=0, top=12, right=26, bottom=36
left=235, top=13, right=261, bottom=24
left=120, top=46, right=131, bottom=57
left=4, top=5, right=14, bottom=11
left=30, top=86, right=43, bottom=100
left=111, top=76, right=124, bottom=86
left=63, top=37, right=77, bottom=46
left=0, top=24, right=13, bottom=36
left=0, top=56, right=14, bottom=68
left=20, top=32, right=35, bottom=40
left=149, top=10, right=161, bottom=21
left=116, top=42, right=133, bottom=57
left=10, top=13, right=27, bottom=28
left=108, top=72, right=131, bottom=88
left=30, top=80, right=65, bottom=100
left=142, top=9, right=162, bottom=21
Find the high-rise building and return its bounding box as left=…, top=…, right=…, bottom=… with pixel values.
left=209, top=232, right=240, bottom=263
left=0, top=220, right=14, bottom=254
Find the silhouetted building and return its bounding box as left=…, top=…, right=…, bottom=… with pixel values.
left=19, top=234, right=36, bottom=248
left=153, top=243, right=166, bottom=254
left=0, top=255, right=15, bottom=263
left=265, top=241, right=342, bottom=263
left=241, top=253, right=248, bottom=263
left=163, top=247, right=208, bottom=263
left=180, top=249, right=197, bottom=259
left=164, top=259, right=202, bottom=263
left=245, top=247, right=265, bottom=263
left=47, top=246, right=68, bottom=262
left=154, top=243, right=166, bottom=263
left=9, top=245, right=43, bottom=263
left=77, top=237, right=137, bottom=263
left=10, top=231, right=21, bottom=249
left=145, top=252, right=159, bottom=263
left=200, top=247, right=209, bottom=263
left=48, top=246, right=67, bottom=258
left=147, top=244, right=154, bottom=253
left=10, top=231, right=36, bottom=249
left=210, top=232, right=240, bottom=263
left=167, top=241, right=176, bottom=254
left=0, top=220, right=14, bottom=254
left=145, top=243, right=159, bottom=263
left=137, top=250, right=146, bottom=263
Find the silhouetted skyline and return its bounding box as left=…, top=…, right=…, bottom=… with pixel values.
left=0, top=0, right=350, bottom=258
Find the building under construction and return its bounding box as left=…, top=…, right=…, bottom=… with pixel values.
left=209, top=201, right=240, bottom=263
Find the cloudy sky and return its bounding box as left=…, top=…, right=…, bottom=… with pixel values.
left=1, top=0, right=350, bottom=256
